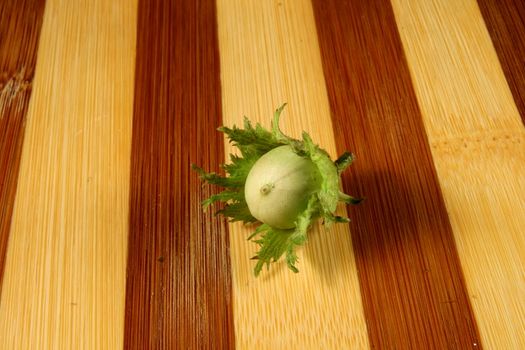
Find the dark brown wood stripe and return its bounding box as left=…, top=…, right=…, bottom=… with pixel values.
left=0, top=0, right=46, bottom=290
left=312, top=1, right=482, bottom=348
left=477, top=0, right=525, bottom=124
left=123, top=0, right=234, bottom=348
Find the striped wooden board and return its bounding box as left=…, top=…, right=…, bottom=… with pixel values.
left=0, top=0, right=524, bottom=348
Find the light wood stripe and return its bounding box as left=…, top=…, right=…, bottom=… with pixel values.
left=312, top=0, right=481, bottom=348
left=0, top=0, right=45, bottom=289
left=477, top=0, right=525, bottom=124
left=123, top=0, right=234, bottom=348
left=0, top=0, right=137, bottom=348
left=392, top=0, right=525, bottom=348
left=217, top=0, right=370, bottom=348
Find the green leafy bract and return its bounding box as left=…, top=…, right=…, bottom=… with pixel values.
left=193, top=104, right=362, bottom=276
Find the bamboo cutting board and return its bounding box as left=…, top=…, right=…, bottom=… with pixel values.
left=0, top=0, right=524, bottom=349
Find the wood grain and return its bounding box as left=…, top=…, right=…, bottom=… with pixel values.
left=0, top=0, right=45, bottom=290
left=123, top=0, right=234, bottom=348
left=312, top=0, right=482, bottom=348
left=392, top=0, right=525, bottom=347
left=0, top=1, right=522, bottom=347
left=217, top=0, right=370, bottom=348
left=477, top=0, right=525, bottom=124
left=0, top=0, right=137, bottom=348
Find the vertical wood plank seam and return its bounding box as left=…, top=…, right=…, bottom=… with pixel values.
left=0, top=0, right=46, bottom=292
left=123, top=0, right=234, bottom=348
left=477, top=0, right=525, bottom=124
left=311, top=0, right=482, bottom=348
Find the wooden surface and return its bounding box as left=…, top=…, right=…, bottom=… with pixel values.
left=124, top=0, right=234, bottom=348
left=217, top=0, right=369, bottom=348
left=392, top=0, right=525, bottom=348
left=0, top=0, right=45, bottom=297
left=478, top=0, right=525, bottom=124
left=0, top=0, right=524, bottom=349
left=313, top=0, right=480, bottom=348
left=0, top=0, right=137, bottom=348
